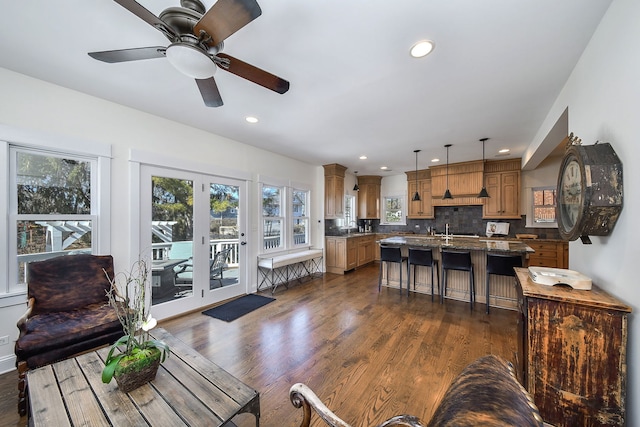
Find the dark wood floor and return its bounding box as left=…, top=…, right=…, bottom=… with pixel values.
left=0, top=262, right=518, bottom=427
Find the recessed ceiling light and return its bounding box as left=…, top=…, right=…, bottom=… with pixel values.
left=431, top=158, right=440, bottom=163
left=245, top=116, right=258, bottom=123
left=380, top=166, right=388, bottom=170
left=410, top=40, right=435, bottom=58
left=359, top=155, right=367, bottom=160
left=499, top=148, right=510, bottom=153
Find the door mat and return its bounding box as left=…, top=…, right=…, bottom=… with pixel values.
left=202, top=294, right=275, bottom=322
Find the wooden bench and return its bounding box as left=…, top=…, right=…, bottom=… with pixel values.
left=258, top=249, right=323, bottom=293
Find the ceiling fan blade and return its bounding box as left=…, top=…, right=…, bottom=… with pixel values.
left=217, top=53, right=289, bottom=94
left=113, top=0, right=178, bottom=40
left=194, top=0, right=262, bottom=46
left=88, top=47, right=166, bottom=63
left=196, top=78, right=224, bottom=107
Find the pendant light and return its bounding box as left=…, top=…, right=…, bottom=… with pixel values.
left=412, top=150, right=421, bottom=201
left=442, top=144, right=453, bottom=199
left=478, top=138, right=490, bottom=198
left=353, top=171, right=359, bottom=191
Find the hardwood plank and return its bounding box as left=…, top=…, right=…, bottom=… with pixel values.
left=53, top=358, right=109, bottom=427
left=27, top=366, right=71, bottom=427
left=161, top=263, right=518, bottom=426
left=76, top=351, right=150, bottom=426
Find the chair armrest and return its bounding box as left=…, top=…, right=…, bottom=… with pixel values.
left=290, top=383, right=424, bottom=427
left=16, top=297, right=34, bottom=333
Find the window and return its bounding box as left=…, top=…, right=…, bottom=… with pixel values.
left=260, top=180, right=311, bottom=253
left=382, top=195, right=405, bottom=225
left=292, top=189, right=309, bottom=246
left=532, top=187, right=557, bottom=224
left=262, top=184, right=284, bottom=251
left=344, top=195, right=356, bottom=227
left=7, top=146, right=103, bottom=295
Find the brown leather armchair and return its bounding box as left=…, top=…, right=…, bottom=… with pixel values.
left=14, top=254, right=125, bottom=415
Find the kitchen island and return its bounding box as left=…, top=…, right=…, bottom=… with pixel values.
left=378, top=236, right=533, bottom=311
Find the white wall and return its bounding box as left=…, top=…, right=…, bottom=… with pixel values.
left=0, top=68, right=323, bottom=373
left=526, top=0, right=639, bottom=422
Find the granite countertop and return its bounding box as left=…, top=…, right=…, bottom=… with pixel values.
left=378, top=236, right=534, bottom=254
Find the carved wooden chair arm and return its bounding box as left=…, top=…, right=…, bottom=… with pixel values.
left=16, top=297, right=34, bottom=332
left=290, top=383, right=425, bottom=427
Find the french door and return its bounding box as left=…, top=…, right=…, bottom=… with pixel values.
left=140, top=165, right=247, bottom=319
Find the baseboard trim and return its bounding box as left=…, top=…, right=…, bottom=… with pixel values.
left=0, top=354, right=16, bottom=375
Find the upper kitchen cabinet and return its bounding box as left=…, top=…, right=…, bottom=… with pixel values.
left=406, top=169, right=434, bottom=218
left=482, top=159, right=521, bottom=219
left=323, top=164, right=347, bottom=219
left=430, top=160, right=485, bottom=206
left=357, top=175, right=381, bottom=219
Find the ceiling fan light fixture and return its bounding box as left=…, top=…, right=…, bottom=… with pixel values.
left=166, top=43, right=216, bottom=79
left=410, top=40, right=435, bottom=58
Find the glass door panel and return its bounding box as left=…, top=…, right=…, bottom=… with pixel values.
left=150, top=176, right=194, bottom=306
left=209, top=182, right=240, bottom=289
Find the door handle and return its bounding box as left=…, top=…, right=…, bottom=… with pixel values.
left=240, top=241, right=247, bottom=245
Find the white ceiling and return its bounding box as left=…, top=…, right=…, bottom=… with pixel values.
left=0, top=0, right=611, bottom=175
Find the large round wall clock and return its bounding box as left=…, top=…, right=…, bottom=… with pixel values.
left=556, top=139, right=623, bottom=243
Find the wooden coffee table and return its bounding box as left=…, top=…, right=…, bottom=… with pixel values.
left=27, top=327, right=260, bottom=426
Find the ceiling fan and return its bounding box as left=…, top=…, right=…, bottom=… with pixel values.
left=88, top=0, right=290, bottom=107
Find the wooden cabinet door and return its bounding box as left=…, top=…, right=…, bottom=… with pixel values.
left=482, top=170, right=520, bottom=219
left=500, top=171, right=520, bottom=217
left=482, top=173, right=501, bottom=217
left=407, top=179, right=433, bottom=218
left=324, top=164, right=346, bottom=219
left=346, top=240, right=357, bottom=270
left=326, top=237, right=345, bottom=269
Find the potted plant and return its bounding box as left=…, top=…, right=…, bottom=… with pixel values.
left=101, top=259, right=170, bottom=393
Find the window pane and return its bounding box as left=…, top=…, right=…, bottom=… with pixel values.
left=151, top=176, right=194, bottom=305
left=264, top=219, right=282, bottom=250
left=293, top=218, right=308, bottom=245
left=16, top=152, right=91, bottom=214
left=262, top=186, right=281, bottom=217
left=384, top=197, right=403, bottom=223
left=292, top=190, right=306, bottom=217
left=533, top=188, right=557, bottom=223
left=16, top=220, right=92, bottom=286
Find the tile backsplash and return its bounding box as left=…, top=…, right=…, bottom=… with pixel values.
left=325, top=205, right=560, bottom=239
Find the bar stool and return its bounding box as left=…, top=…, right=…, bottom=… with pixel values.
left=379, top=245, right=408, bottom=293
left=485, top=253, right=523, bottom=314
left=407, top=247, right=439, bottom=301
left=441, top=250, right=475, bottom=309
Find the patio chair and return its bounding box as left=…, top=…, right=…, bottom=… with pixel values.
left=175, top=247, right=232, bottom=286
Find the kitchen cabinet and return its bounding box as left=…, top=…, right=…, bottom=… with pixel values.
left=526, top=240, right=568, bottom=269
left=356, top=235, right=375, bottom=266
left=323, top=164, right=347, bottom=219
left=325, top=235, right=374, bottom=274
left=482, top=159, right=521, bottom=219
left=515, top=268, right=631, bottom=427
left=357, top=175, right=381, bottom=219
left=406, top=169, right=434, bottom=218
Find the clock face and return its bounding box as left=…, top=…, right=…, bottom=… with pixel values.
left=559, top=158, right=583, bottom=231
